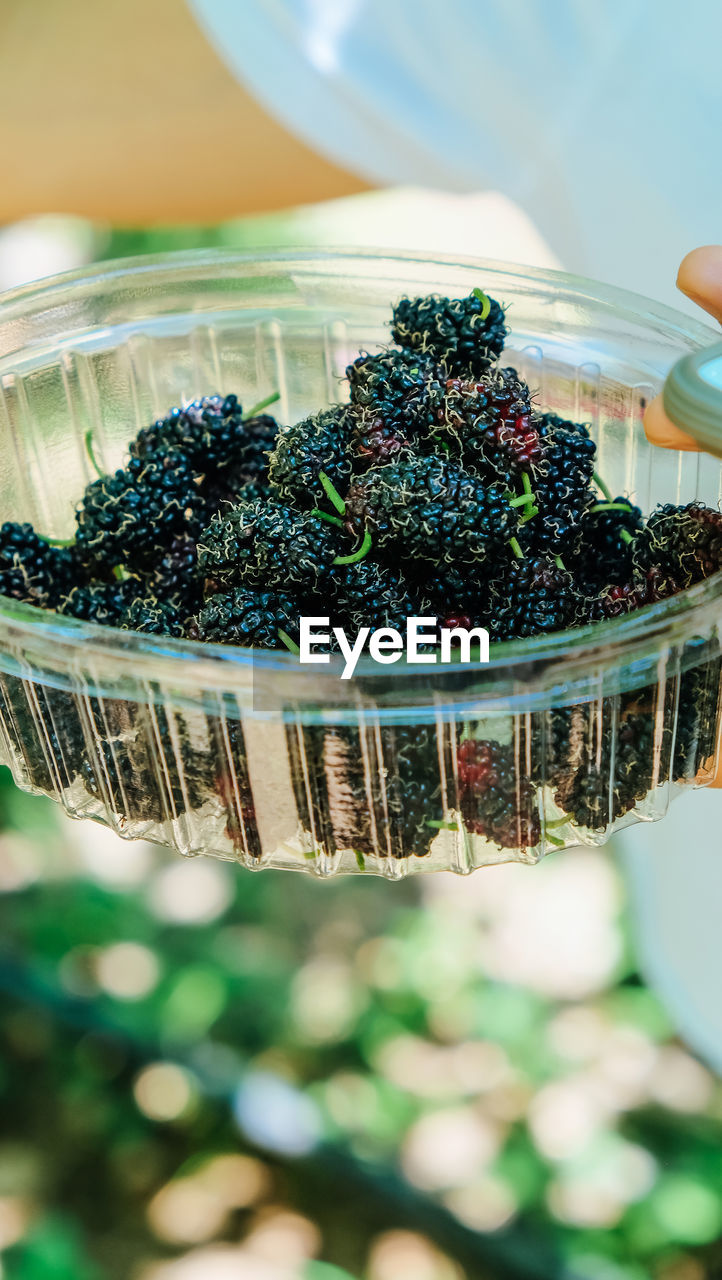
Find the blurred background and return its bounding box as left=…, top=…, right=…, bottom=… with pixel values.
left=0, top=203, right=721, bottom=1280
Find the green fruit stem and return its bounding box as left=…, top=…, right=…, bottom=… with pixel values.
left=592, top=471, right=613, bottom=502
left=84, top=429, right=104, bottom=479
left=43, top=534, right=75, bottom=548
left=472, top=287, right=492, bottom=321
left=333, top=530, right=373, bottom=565
left=278, top=628, right=300, bottom=655
left=243, top=391, right=281, bottom=420
left=319, top=470, right=346, bottom=515
left=311, top=508, right=344, bottom=528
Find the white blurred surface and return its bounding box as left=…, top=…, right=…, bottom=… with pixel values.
left=0, top=216, right=97, bottom=291
left=230, top=186, right=562, bottom=270
left=619, top=788, right=722, bottom=1075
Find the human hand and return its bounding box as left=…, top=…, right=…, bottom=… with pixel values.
left=644, top=245, right=722, bottom=787
left=644, top=246, right=722, bottom=450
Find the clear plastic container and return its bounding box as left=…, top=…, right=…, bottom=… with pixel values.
left=0, top=249, right=720, bottom=876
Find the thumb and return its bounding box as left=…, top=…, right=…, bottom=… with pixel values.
left=677, top=244, right=722, bottom=323
left=644, top=245, right=722, bottom=450
left=644, top=394, right=703, bottom=451
left=701, top=748, right=722, bottom=789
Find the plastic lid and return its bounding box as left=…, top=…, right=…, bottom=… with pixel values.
left=663, top=340, right=722, bottom=456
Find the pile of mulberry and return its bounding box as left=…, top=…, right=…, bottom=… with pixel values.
left=2, top=283, right=721, bottom=864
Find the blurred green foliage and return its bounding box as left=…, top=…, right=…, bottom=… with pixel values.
left=1, top=758, right=722, bottom=1280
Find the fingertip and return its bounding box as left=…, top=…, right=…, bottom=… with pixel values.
left=699, top=752, right=722, bottom=788
left=677, top=246, right=722, bottom=322
left=643, top=394, right=702, bottom=452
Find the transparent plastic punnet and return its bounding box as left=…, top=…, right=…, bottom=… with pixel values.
left=0, top=249, right=720, bottom=877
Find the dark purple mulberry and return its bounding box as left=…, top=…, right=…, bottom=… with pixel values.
left=457, top=739, right=541, bottom=850
left=75, top=452, right=209, bottom=571
left=432, top=368, right=538, bottom=481
left=516, top=413, right=597, bottom=556
left=488, top=555, right=585, bottom=640
left=345, top=457, right=519, bottom=570
left=197, top=499, right=341, bottom=592
left=634, top=502, right=722, bottom=587
left=193, top=586, right=303, bottom=647
left=120, top=597, right=185, bottom=637
left=392, top=291, right=508, bottom=377
left=268, top=407, right=353, bottom=509
left=131, top=393, right=278, bottom=482
left=0, top=522, right=77, bottom=607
